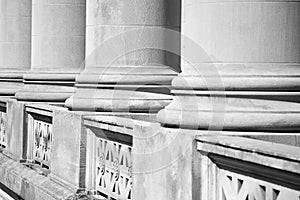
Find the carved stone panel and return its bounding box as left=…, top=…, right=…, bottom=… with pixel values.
left=27, top=113, right=53, bottom=169
left=86, top=128, right=132, bottom=200
left=95, top=137, right=132, bottom=200
left=0, top=111, right=7, bottom=148
left=219, top=169, right=300, bottom=200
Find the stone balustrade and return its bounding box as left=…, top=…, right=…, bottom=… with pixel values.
left=1, top=101, right=300, bottom=200
left=0, top=100, right=7, bottom=149
left=25, top=106, right=53, bottom=169
left=84, top=115, right=136, bottom=200
left=0, top=0, right=299, bottom=199
left=197, top=136, right=300, bottom=200
left=132, top=125, right=300, bottom=200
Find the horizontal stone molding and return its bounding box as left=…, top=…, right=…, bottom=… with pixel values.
left=66, top=89, right=173, bottom=112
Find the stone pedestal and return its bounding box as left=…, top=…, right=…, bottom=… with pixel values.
left=15, top=0, right=85, bottom=102
left=65, top=0, right=181, bottom=112
left=158, top=0, right=300, bottom=131
left=0, top=0, right=31, bottom=95
left=4, top=99, right=26, bottom=161
left=132, top=123, right=200, bottom=200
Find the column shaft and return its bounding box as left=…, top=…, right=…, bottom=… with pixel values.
left=65, top=0, right=181, bottom=112
left=158, top=0, right=300, bottom=131
left=15, top=0, right=85, bottom=101
left=0, top=0, right=31, bottom=95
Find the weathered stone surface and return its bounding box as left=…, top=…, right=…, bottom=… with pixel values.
left=87, top=0, right=180, bottom=27
left=13, top=103, right=87, bottom=190
left=85, top=0, right=180, bottom=68
left=51, top=109, right=86, bottom=189
left=5, top=99, right=25, bottom=161
left=132, top=122, right=201, bottom=200
left=0, top=153, right=77, bottom=200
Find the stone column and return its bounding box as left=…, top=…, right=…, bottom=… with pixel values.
left=65, top=0, right=181, bottom=112
left=158, top=0, right=300, bottom=131
left=15, top=0, right=85, bottom=102
left=0, top=0, right=31, bottom=95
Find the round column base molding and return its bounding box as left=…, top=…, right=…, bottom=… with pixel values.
left=0, top=81, right=24, bottom=96
left=23, top=71, right=79, bottom=82
left=65, top=88, right=173, bottom=113
left=0, top=70, right=26, bottom=80
left=157, top=93, right=300, bottom=131
left=0, top=70, right=27, bottom=95
left=67, top=65, right=178, bottom=112
left=174, top=63, right=300, bottom=91
left=75, top=65, right=178, bottom=86
left=15, top=84, right=75, bottom=102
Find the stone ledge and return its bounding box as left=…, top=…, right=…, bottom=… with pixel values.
left=0, top=153, right=79, bottom=200
left=196, top=135, right=300, bottom=193
left=196, top=136, right=300, bottom=174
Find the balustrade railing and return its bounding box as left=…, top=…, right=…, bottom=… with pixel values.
left=219, top=169, right=300, bottom=200
left=95, top=137, right=132, bottom=199
left=0, top=110, right=6, bottom=148
left=26, top=108, right=53, bottom=169
left=196, top=136, right=300, bottom=200
left=85, top=116, right=133, bottom=200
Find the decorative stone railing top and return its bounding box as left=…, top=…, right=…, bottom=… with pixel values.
left=84, top=115, right=141, bottom=200
left=196, top=136, right=300, bottom=200
left=84, top=114, right=157, bottom=135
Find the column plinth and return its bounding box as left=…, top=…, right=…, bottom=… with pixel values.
left=15, top=0, right=85, bottom=102
left=65, top=0, right=181, bottom=112
left=158, top=0, right=300, bottom=131
left=0, top=0, right=31, bottom=95
left=66, top=65, right=177, bottom=112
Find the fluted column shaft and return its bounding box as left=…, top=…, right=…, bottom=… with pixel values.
left=0, top=0, right=31, bottom=95
left=65, top=0, right=181, bottom=112
left=158, top=0, right=300, bottom=131
left=15, top=0, right=85, bottom=101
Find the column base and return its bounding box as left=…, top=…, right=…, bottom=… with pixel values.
left=0, top=70, right=26, bottom=96
left=15, top=70, right=78, bottom=102
left=66, top=65, right=178, bottom=112
left=66, top=88, right=173, bottom=113
left=158, top=63, right=300, bottom=131
left=158, top=91, right=300, bottom=131
left=15, top=84, right=75, bottom=102
left=0, top=82, right=23, bottom=96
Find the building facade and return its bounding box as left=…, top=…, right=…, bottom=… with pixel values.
left=0, top=0, right=300, bottom=199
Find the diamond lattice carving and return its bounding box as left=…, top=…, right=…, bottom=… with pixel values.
left=95, top=137, right=132, bottom=200
left=0, top=111, right=7, bottom=148
left=33, top=119, right=52, bottom=168
left=219, top=169, right=300, bottom=200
